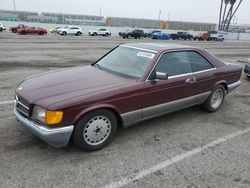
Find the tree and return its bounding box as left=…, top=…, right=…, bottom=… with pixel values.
left=218, top=0, right=243, bottom=31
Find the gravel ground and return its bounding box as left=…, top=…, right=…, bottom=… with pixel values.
left=0, top=32, right=250, bottom=188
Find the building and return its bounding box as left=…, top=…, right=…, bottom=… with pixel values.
left=41, top=12, right=105, bottom=26
left=0, top=9, right=37, bottom=22
left=107, top=16, right=216, bottom=31
left=106, top=17, right=165, bottom=29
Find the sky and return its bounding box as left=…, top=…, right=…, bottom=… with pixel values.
left=1, top=0, right=249, bottom=24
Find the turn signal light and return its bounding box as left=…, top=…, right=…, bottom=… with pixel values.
left=45, top=111, right=63, bottom=125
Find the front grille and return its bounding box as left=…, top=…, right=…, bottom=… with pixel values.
left=15, top=95, right=30, bottom=117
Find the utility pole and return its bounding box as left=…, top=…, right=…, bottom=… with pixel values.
left=13, top=0, right=16, bottom=11
left=99, top=6, right=102, bottom=16
left=158, top=9, right=161, bottom=20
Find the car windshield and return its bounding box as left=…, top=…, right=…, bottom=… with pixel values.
left=96, top=46, right=155, bottom=78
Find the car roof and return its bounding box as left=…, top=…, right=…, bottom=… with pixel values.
left=122, top=43, right=197, bottom=53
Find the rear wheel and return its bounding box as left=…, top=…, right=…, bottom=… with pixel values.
left=76, top=32, right=81, bottom=36
left=105, top=33, right=109, bottom=37
left=203, top=85, right=225, bottom=112
left=93, top=32, right=97, bottom=36
left=62, top=31, right=67, bottom=35
left=12, top=29, right=17, bottom=33
left=73, top=109, right=117, bottom=151
left=39, top=32, right=44, bottom=35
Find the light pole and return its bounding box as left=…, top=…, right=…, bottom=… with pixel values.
left=13, top=0, right=16, bottom=11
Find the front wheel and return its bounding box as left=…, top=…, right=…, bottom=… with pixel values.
left=73, top=109, right=117, bottom=151
left=76, top=32, right=81, bottom=36
left=202, top=85, right=225, bottom=112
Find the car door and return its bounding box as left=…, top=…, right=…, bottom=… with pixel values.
left=68, top=27, right=75, bottom=34
left=188, top=50, right=217, bottom=94
left=142, top=51, right=198, bottom=118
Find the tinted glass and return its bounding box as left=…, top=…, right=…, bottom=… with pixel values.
left=188, top=51, right=214, bottom=72
left=97, top=46, right=155, bottom=78
left=155, top=51, right=192, bottom=77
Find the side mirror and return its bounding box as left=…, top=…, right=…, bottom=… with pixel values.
left=155, top=72, right=168, bottom=80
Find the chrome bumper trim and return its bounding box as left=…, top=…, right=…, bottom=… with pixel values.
left=228, top=80, right=241, bottom=93
left=14, top=109, right=74, bottom=147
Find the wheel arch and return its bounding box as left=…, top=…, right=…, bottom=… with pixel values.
left=73, top=104, right=123, bottom=128
left=213, top=80, right=228, bottom=92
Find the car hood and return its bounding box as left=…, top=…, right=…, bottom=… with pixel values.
left=16, top=65, right=135, bottom=109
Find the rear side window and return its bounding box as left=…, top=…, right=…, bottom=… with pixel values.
left=188, top=51, right=214, bottom=72
left=155, top=51, right=192, bottom=77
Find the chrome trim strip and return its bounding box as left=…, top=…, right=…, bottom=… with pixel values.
left=121, top=92, right=211, bottom=127
left=146, top=49, right=216, bottom=81
left=227, top=80, right=241, bottom=93
left=17, top=101, right=29, bottom=110
left=120, top=45, right=157, bottom=53
left=14, top=108, right=74, bottom=147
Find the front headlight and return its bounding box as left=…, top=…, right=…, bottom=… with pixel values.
left=32, top=105, right=63, bottom=125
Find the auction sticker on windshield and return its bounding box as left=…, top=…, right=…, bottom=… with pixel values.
left=137, top=51, right=155, bottom=59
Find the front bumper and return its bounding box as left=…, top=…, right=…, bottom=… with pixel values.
left=244, top=64, right=250, bottom=77
left=14, top=109, right=74, bottom=147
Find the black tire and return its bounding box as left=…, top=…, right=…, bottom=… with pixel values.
left=0, top=28, right=3, bottom=32
left=247, top=75, right=250, bottom=79
left=12, top=29, right=17, bottom=33
left=93, top=32, right=97, bottom=36
left=39, top=32, right=44, bottom=35
left=202, top=85, right=225, bottom=112
left=76, top=32, right=81, bottom=36
left=73, top=109, right=117, bottom=151
left=62, top=31, right=67, bottom=36
left=105, top=33, right=109, bottom=37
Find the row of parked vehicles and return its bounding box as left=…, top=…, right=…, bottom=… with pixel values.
left=118, top=29, right=226, bottom=41
left=2, top=23, right=226, bottom=41
left=4, top=24, right=112, bottom=37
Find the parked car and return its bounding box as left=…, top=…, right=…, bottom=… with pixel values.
left=57, top=26, right=83, bottom=36
left=17, top=27, right=47, bottom=35
left=0, top=23, right=6, bottom=32
left=194, top=33, right=209, bottom=41
left=49, top=27, right=61, bottom=33
left=207, top=31, right=227, bottom=41
left=152, top=32, right=171, bottom=40
left=10, top=24, right=27, bottom=33
left=89, top=28, right=111, bottom=36
left=244, top=59, right=250, bottom=78
left=171, top=32, right=193, bottom=40
left=147, top=30, right=161, bottom=38
left=14, top=43, right=242, bottom=151
left=121, top=29, right=145, bottom=39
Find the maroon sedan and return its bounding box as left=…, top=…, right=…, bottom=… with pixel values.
left=17, top=27, right=47, bottom=35
left=14, top=43, right=242, bottom=151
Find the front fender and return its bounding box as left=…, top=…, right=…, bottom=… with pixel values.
left=72, top=104, right=121, bottom=124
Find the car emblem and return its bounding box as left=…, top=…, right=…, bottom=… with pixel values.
left=17, top=87, right=23, bottom=90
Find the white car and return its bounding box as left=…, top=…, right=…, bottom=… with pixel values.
left=0, top=23, right=6, bottom=32
left=89, top=28, right=111, bottom=36
left=57, top=26, right=83, bottom=36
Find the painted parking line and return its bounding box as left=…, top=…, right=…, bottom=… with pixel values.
left=104, top=127, right=250, bottom=188
left=0, top=100, right=15, bottom=105
left=0, top=116, right=15, bottom=121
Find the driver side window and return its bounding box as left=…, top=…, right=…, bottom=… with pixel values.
left=155, top=51, right=192, bottom=77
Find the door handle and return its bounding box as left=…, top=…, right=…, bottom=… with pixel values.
left=185, top=76, right=197, bottom=84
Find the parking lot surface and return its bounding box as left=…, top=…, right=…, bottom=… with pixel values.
left=0, top=32, right=250, bottom=188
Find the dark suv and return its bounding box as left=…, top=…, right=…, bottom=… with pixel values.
left=171, top=32, right=193, bottom=40
left=121, top=29, right=145, bottom=39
